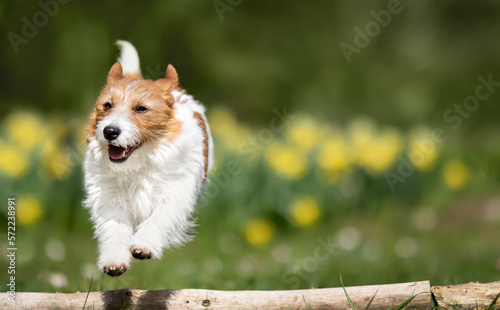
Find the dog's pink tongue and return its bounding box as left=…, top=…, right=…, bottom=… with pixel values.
left=108, top=145, right=126, bottom=159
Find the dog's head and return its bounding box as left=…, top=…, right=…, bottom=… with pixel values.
left=87, top=62, right=181, bottom=167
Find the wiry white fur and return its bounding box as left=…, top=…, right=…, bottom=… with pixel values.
left=172, top=89, right=214, bottom=174
left=116, top=40, right=141, bottom=76
left=84, top=43, right=213, bottom=274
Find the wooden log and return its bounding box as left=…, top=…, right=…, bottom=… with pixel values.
left=0, top=281, right=431, bottom=310
left=431, top=281, right=500, bottom=309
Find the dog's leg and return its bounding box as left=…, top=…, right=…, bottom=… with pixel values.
left=130, top=177, right=199, bottom=260
left=93, top=207, right=133, bottom=277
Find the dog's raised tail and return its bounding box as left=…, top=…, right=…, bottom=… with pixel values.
left=116, top=40, right=142, bottom=79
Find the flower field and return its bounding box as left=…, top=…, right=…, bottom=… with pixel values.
left=1, top=107, right=499, bottom=292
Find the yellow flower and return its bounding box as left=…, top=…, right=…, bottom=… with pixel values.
left=17, top=196, right=43, bottom=226
left=207, top=107, right=251, bottom=153
left=363, top=129, right=403, bottom=173
left=5, top=111, right=47, bottom=150
left=317, top=134, right=351, bottom=182
left=208, top=107, right=237, bottom=136
left=442, top=160, right=469, bottom=190
left=0, top=140, right=30, bottom=178
left=408, top=128, right=439, bottom=172
left=290, top=197, right=320, bottom=227
left=348, top=117, right=376, bottom=166
left=245, top=219, right=273, bottom=247
left=265, top=142, right=307, bottom=179
left=41, top=139, right=72, bottom=179
left=286, top=115, right=321, bottom=152
left=347, top=117, right=403, bottom=173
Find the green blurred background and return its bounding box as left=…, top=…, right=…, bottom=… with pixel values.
left=1, top=0, right=500, bottom=293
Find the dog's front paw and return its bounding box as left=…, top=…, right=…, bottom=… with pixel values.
left=103, top=264, right=128, bottom=277
left=130, top=247, right=152, bottom=260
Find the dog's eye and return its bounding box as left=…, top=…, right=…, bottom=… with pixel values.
left=104, top=102, right=112, bottom=111
left=135, top=106, right=148, bottom=113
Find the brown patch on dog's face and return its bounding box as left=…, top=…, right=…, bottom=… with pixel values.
left=87, top=63, right=182, bottom=145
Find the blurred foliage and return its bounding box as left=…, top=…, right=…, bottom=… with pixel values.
left=1, top=1, right=500, bottom=133
left=0, top=0, right=500, bottom=293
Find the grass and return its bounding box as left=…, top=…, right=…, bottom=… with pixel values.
left=340, top=274, right=421, bottom=310
left=81, top=275, right=92, bottom=310
left=340, top=274, right=355, bottom=310
left=395, top=295, right=418, bottom=310
left=6, top=193, right=500, bottom=294
left=302, top=294, right=312, bottom=310
left=364, top=287, right=378, bottom=310
left=487, top=293, right=500, bottom=310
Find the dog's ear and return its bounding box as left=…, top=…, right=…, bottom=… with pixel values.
left=165, top=64, right=178, bottom=84
left=155, top=64, right=179, bottom=107
left=156, top=64, right=179, bottom=85
left=107, top=62, right=123, bottom=83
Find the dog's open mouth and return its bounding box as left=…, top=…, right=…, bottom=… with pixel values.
left=108, top=143, right=141, bottom=163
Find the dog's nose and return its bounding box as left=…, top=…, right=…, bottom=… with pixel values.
left=103, top=126, right=121, bottom=141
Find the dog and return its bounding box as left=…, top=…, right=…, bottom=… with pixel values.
left=84, top=40, right=213, bottom=277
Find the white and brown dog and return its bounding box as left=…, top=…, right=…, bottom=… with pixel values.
left=84, top=41, right=213, bottom=277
